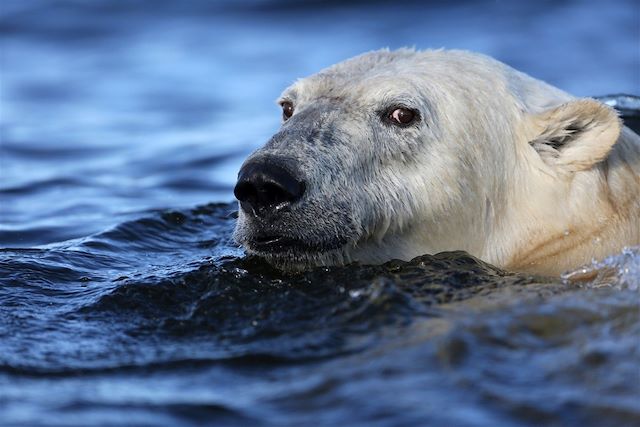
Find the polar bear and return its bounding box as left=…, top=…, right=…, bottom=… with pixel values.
left=233, top=49, right=640, bottom=276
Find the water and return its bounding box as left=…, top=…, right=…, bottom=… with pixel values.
left=1, top=1, right=639, bottom=426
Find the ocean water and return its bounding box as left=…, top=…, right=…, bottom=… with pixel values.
left=1, top=1, right=639, bottom=426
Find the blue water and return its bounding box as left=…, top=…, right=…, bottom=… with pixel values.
left=1, top=1, right=639, bottom=426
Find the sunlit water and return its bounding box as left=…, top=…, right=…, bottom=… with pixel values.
left=1, top=1, right=639, bottom=426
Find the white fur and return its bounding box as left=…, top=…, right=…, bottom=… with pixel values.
left=235, top=49, right=640, bottom=276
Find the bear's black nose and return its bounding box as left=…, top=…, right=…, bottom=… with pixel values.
left=234, top=160, right=305, bottom=216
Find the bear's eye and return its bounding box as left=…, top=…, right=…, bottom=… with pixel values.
left=388, top=107, right=417, bottom=125
left=281, top=101, right=294, bottom=121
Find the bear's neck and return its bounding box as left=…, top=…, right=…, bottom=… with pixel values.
left=496, top=131, right=640, bottom=276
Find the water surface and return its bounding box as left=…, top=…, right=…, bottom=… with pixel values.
left=1, top=1, right=639, bottom=426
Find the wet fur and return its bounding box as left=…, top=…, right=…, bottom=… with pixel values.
left=234, top=48, right=640, bottom=275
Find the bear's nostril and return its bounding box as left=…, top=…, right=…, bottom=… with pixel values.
left=234, top=160, right=305, bottom=216
left=233, top=181, right=260, bottom=211
left=263, top=182, right=294, bottom=205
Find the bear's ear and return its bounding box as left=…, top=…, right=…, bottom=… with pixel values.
left=529, top=99, right=621, bottom=172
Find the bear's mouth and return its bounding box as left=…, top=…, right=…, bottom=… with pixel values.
left=251, top=234, right=297, bottom=251
left=247, top=233, right=348, bottom=254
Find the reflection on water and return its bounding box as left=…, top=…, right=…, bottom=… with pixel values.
left=1, top=1, right=639, bottom=426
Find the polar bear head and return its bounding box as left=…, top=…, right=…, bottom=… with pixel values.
left=233, top=49, right=623, bottom=272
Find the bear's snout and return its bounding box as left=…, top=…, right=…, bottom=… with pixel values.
left=234, top=158, right=306, bottom=217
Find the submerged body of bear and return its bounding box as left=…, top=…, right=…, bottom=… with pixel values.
left=233, top=49, right=640, bottom=276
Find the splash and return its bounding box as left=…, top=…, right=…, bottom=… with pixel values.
left=562, top=246, right=640, bottom=290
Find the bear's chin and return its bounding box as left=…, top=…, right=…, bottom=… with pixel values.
left=247, top=244, right=355, bottom=272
